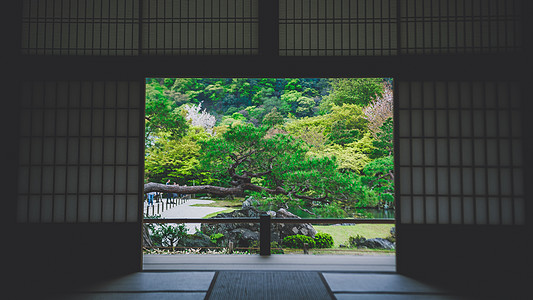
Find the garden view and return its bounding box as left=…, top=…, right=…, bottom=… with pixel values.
left=143, top=78, right=395, bottom=254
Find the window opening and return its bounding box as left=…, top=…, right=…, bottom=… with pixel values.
left=142, top=77, right=396, bottom=258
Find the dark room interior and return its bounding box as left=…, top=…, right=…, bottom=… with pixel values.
left=2, top=0, right=531, bottom=299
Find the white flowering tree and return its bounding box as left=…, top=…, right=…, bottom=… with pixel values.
left=363, top=83, right=393, bottom=138
left=183, top=102, right=216, bottom=135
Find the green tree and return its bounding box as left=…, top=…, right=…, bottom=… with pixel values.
left=321, top=78, right=385, bottom=112
left=295, top=96, right=315, bottom=117
left=146, top=124, right=362, bottom=207
left=145, top=82, right=189, bottom=142
left=262, top=107, right=284, bottom=127
left=144, top=127, right=210, bottom=185
left=371, top=118, right=394, bottom=158
left=361, top=156, right=394, bottom=208
left=321, top=133, right=375, bottom=173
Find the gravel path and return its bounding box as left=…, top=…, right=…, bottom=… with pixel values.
left=160, top=199, right=228, bottom=233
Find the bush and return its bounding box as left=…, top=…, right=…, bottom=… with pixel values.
left=348, top=234, right=366, bottom=248
left=283, top=234, right=316, bottom=249
left=149, top=223, right=188, bottom=247
left=210, top=233, right=224, bottom=245
left=312, top=204, right=347, bottom=218
left=314, top=232, right=334, bottom=248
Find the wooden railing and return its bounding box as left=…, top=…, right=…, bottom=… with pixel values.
left=143, top=213, right=395, bottom=255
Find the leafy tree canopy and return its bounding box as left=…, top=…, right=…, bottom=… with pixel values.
left=144, top=77, right=394, bottom=212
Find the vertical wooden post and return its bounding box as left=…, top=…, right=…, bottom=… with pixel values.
left=260, top=213, right=271, bottom=256
left=259, top=0, right=279, bottom=57
left=303, top=243, right=309, bottom=254
left=228, top=241, right=234, bottom=254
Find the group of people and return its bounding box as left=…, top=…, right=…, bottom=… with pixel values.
left=145, top=179, right=189, bottom=207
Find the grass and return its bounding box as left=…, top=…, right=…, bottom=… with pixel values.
left=283, top=248, right=395, bottom=255
left=191, top=198, right=243, bottom=208
left=202, top=208, right=237, bottom=219
left=313, top=224, right=394, bottom=247
left=191, top=199, right=395, bottom=254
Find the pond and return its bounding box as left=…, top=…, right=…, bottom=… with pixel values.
left=355, top=208, right=395, bottom=219
left=258, top=203, right=395, bottom=220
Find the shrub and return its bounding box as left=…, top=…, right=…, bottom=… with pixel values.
left=283, top=234, right=316, bottom=249
left=314, top=232, right=334, bottom=248
left=210, top=233, right=224, bottom=245
left=149, top=223, right=188, bottom=247
left=348, top=234, right=366, bottom=248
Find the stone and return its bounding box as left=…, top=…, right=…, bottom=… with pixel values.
left=357, top=238, right=395, bottom=250
left=180, top=232, right=212, bottom=249
left=227, top=228, right=259, bottom=247
left=241, top=196, right=254, bottom=208
left=200, top=206, right=317, bottom=247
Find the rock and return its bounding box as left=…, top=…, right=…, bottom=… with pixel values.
left=272, top=208, right=317, bottom=240
left=180, top=232, right=212, bottom=248
left=357, top=238, right=395, bottom=250
left=241, top=196, right=255, bottom=208
left=227, top=228, right=260, bottom=247
left=200, top=207, right=317, bottom=247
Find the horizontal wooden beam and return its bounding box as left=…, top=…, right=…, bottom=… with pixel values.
left=143, top=218, right=395, bottom=224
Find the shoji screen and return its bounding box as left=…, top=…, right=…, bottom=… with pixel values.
left=17, top=81, right=142, bottom=223
left=21, top=0, right=141, bottom=56
left=20, top=0, right=259, bottom=56
left=278, top=0, right=523, bottom=56
left=141, top=0, right=259, bottom=55
left=398, top=81, right=524, bottom=225
left=279, top=0, right=398, bottom=56
left=400, top=0, right=522, bottom=54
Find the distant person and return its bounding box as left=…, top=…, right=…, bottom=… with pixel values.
left=146, top=192, right=155, bottom=206
left=172, top=182, right=179, bottom=203
left=165, top=179, right=172, bottom=204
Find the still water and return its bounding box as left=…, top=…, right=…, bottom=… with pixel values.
left=355, top=208, right=395, bottom=219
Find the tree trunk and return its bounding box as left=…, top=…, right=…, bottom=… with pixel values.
left=142, top=224, right=154, bottom=248
left=143, top=182, right=329, bottom=203
left=144, top=182, right=243, bottom=195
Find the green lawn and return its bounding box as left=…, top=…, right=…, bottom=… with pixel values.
left=313, top=224, right=394, bottom=247
left=202, top=208, right=237, bottom=219
left=191, top=198, right=243, bottom=208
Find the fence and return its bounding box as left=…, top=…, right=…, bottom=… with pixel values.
left=143, top=213, right=395, bottom=255
left=143, top=193, right=190, bottom=217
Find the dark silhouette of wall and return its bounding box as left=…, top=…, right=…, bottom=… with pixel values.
left=2, top=1, right=531, bottom=297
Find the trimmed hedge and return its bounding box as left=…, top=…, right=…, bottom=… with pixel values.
left=282, top=235, right=316, bottom=249
left=314, top=232, right=334, bottom=248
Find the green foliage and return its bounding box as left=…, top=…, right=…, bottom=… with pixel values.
left=311, top=203, right=348, bottom=218
left=314, top=232, right=334, bottom=248
left=283, top=234, right=316, bottom=249
left=371, top=118, right=394, bottom=158
left=348, top=234, right=366, bottom=248
left=294, top=96, right=315, bottom=117
left=321, top=78, right=385, bottom=111
left=262, top=107, right=284, bottom=127
left=145, top=82, right=189, bottom=141
left=145, top=78, right=394, bottom=211
left=149, top=224, right=188, bottom=247
left=210, top=233, right=225, bottom=245
left=285, top=104, right=368, bottom=146
left=361, top=156, right=394, bottom=208
left=200, top=123, right=356, bottom=202
left=144, top=127, right=210, bottom=184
